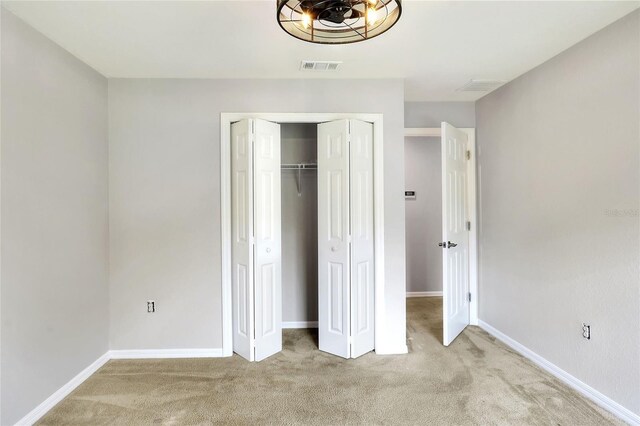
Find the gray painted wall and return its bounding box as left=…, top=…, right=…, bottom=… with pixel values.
left=404, top=137, right=442, bottom=293
left=1, top=9, right=109, bottom=425
left=405, top=102, right=476, bottom=128
left=108, top=79, right=406, bottom=353
left=281, top=124, right=318, bottom=323
left=476, top=10, right=640, bottom=415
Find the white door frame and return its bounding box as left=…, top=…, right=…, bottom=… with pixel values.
left=221, top=113, right=385, bottom=357
left=404, top=127, right=478, bottom=326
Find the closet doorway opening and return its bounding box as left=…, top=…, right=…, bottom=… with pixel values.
left=404, top=124, right=478, bottom=346
left=220, top=113, right=385, bottom=361
left=281, top=123, right=318, bottom=333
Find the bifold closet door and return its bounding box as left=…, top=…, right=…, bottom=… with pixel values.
left=348, top=120, right=375, bottom=359
left=318, top=119, right=351, bottom=358
left=318, top=119, right=374, bottom=359
left=441, top=122, right=470, bottom=346
left=231, top=118, right=282, bottom=362
left=253, top=119, right=282, bottom=361
left=231, top=119, right=254, bottom=361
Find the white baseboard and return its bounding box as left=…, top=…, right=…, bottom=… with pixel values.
left=109, top=348, right=224, bottom=359
left=283, top=321, right=318, bottom=329
left=478, top=320, right=640, bottom=426
left=407, top=291, right=442, bottom=298
left=15, top=352, right=111, bottom=426
left=375, top=344, right=409, bottom=355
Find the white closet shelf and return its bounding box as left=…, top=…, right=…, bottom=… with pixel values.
left=281, top=163, right=317, bottom=170
left=281, top=163, right=317, bottom=196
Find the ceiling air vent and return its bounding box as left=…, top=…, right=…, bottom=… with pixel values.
left=300, top=61, right=342, bottom=72
left=458, top=79, right=506, bottom=92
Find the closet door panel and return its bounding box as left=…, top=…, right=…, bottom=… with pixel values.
left=318, top=119, right=351, bottom=359
left=231, top=119, right=254, bottom=361
left=254, top=119, right=282, bottom=361
left=349, top=119, right=375, bottom=358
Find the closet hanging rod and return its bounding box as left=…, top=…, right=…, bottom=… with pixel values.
left=281, top=163, right=317, bottom=196
left=281, top=163, right=317, bottom=170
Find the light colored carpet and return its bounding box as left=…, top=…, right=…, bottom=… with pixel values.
left=38, top=298, right=621, bottom=425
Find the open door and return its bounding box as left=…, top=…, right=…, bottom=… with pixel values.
left=231, top=119, right=282, bottom=361
left=441, top=122, right=470, bottom=346
left=318, top=119, right=374, bottom=359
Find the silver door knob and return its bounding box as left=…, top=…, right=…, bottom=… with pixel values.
left=331, top=246, right=338, bottom=252
left=266, top=248, right=271, bottom=253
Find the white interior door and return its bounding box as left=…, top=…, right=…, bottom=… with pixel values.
left=441, top=122, right=470, bottom=346
left=318, top=119, right=375, bottom=359
left=231, top=119, right=282, bottom=362
left=231, top=119, right=254, bottom=361
left=253, top=119, right=282, bottom=361
left=318, top=119, right=351, bottom=358
left=349, top=120, right=375, bottom=358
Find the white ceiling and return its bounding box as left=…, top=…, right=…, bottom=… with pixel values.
left=3, top=1, right=639, bottom=101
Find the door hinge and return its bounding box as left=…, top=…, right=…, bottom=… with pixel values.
left=466, top=150, right=471, bottom=160
left=468, top=292, right=472, bottom=302
left=466, top=221, right=471, bottom=231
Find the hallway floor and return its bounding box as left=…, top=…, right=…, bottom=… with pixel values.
left=39, top=297, right=620, bottom=425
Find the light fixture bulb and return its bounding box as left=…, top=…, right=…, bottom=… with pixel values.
left=367, top=8, right=378, bottom=25
left=302, top=12, right=312, bottom=29
left=368, top=0, right=377, bottom=4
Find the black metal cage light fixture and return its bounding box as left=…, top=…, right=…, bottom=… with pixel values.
left=277, top=0, right=402, bottom=44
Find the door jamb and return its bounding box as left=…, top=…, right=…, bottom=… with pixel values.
left=222, top=113, right=385, bottom=357
left=404, top=127, right=478, bottom=325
